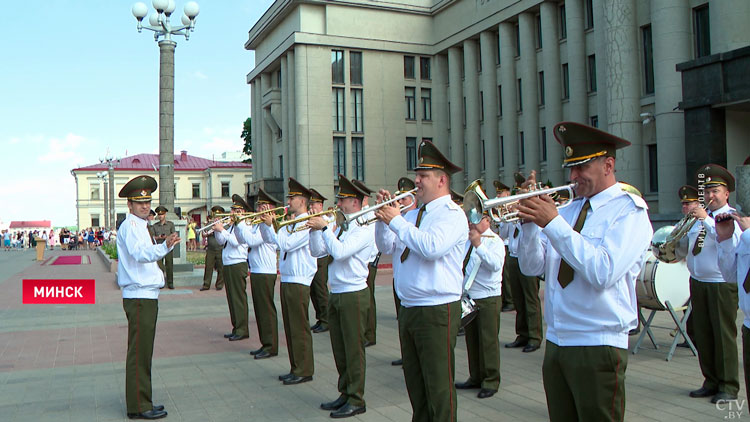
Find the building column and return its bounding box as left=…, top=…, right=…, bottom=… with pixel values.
left=652, top=0, right=690, bottom=214
left=280, top=56, right=289, bottom=182
left=448, top=46, right=465, bottom=191
left=251, top=79, right=265, bottom=180
left=464, top=39, right=481, bottom=184
left=433, top=53, right=450, bottom=154
left=603, top=0, right=643, bottom=189
left=479, top=30, right=499, bottom=188
left=294, top=44, right=309, bottom=191
left=499, top=22, right=518, bottom=185
left=287, top=50, right=297, bottom=179
left=593, top=0, right=608, bottom=130
left=519, top=12, right=539, bottom=176
left=566, top=0, right=587, bottom=123
left=260, top=72, right=274, bottom=179
left=540, top=1, right=564, bottom=185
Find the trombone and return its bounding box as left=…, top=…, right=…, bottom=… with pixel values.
left=273, top=208, right=341, bottom=233
left=463, top=180, right=576, bottom=224
left=341, top=188, right=418, bottom=226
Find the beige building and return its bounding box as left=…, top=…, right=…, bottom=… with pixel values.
left=71, top=151, right=252, bottom=229
left=245, top=0, right=750, bottom=220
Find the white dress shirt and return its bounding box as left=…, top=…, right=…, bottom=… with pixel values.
left=376, top=194, right=469, bottom=307
left=215, top=225, right=249, bottom=266
left=678, top=203, right=741, bottom=283
left=718, top=228, right=749, bottom=327
left=260, top=213, right=316, bottom=285
left=464, top=228, right=505, bottom=300
left=498, top=221, right=522, bottom=256
left=517, top=183, right=653, bottom=349
left=309, top=221, right=373, bottom=294
left=117, top=213, right=173, bottom=299
left=235, top=223, right=278, bottom=275
left=358, top=206, right=379, bottom=262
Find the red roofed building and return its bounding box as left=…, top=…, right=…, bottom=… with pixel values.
left=9, top=221, right=52, bottom=232
left=71, top=151, right=252, bottom=229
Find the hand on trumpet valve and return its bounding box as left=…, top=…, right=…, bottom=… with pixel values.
left=519, top=170, right=538, bottom=193
left=258, top=209, right=275, bottom=226
left=690, top=205, right=709, bottom=220
left=306, top=216, right=328, bottom=231
left=514, top=193, right=559, bottom=228
left=212, top=220, right=226, bottom=233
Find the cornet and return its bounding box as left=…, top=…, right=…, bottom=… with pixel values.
left=200, top=206, right=288, bottom=235
left=342, top=188, right=418, bottom=226
left=273, top=208, right=340, bottom=233
left=463, top=181, right=576, bottom=224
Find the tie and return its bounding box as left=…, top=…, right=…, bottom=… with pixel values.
left=400, top=205, right=426, bottom=262
left=744, top=268, right=750, bottom=294
left=513, top=227, right=519, bottom=238
left=557, top=200, right=591, bottom=288
left=283, top=223, right=296, bottom=260
left=462, top=245, right=474, bottom=275
left=329, top=225, right=347, bottom=263
left=692, top=212, right=712, bottom=256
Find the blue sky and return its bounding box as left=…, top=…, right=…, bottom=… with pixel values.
left=0, top=0, right=275, bottom=227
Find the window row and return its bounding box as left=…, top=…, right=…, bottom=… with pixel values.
left=90, top=182, right=229, bottom=199
left=333, top=137, right=365, bottom=180
left=333, top=88, right=364, bottom=133
left=405, top=87, right=431, bottom=121
left=332, top=50, right=363, bottom=85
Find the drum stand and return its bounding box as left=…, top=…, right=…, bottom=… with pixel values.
left=631, top=300, right=697, bottom=361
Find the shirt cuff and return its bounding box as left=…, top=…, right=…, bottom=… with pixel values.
left=541, top=215, right=569, bottom=241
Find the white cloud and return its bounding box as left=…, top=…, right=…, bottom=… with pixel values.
left=37, top=133, right=91, bottom=164
left=193, top=71, right=208, bottom=80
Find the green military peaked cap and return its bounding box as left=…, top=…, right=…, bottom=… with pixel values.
left=553, top=122, right=631, bottom=168
left=119, top=175, right=157, bottom=202
left=154, top=206, right=168, bottom=214
left=678, top=185, right=699, bottom=203
left=210, top=205, right=225, bottom=215
left=493, top=180, right=510, bottom=194
left=231, top=194, right=251, bottom=212
left=351, top=179, right=373, bottom=197
left=287, top=177, right=313, bottom=199
left=257, top=188, right=282, bottom=206
left=336, top=174, right=368, bottom=200
left=397, top=177, right=416, bottom=193
left=415, top=140, right=463, bottom=174
left=309, top=189, right=327, bottom=203
left=697, top=164, right=735, bottom=192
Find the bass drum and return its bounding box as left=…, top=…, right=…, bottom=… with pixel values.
left=636, top=253, right=690, bottom=311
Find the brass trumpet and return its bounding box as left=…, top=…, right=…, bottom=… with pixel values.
left=273, top=208, right=341, bottom=233
left=342, top=188, right=418, bottom=225
left=463, top=180, right=577, bottom=224
left=200, top=206, right=288, bottom=235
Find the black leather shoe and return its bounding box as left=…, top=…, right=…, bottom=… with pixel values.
left=152, top=405, right=164, bottom=411
left=628, top=327, right=640, bottom=336
left=228, top=335, right=249, bottom=341
left=477, top=389, right=496, bottom=399
left=199, top=286, right=209, bottom=291
left=254, top=350, right=276, bottom=360
left=391, top=358, right=403, bottom=366
left=522, top=344, right=540, bottom=353
left=216, top=287, right=223, bottom=290
left=127, top=409, right=167, bottom=419
left=310, top=322, right=320, bottom=331
left=363, top=341, right=376, bottom=348
left=224, top=333, right=235, bottom=339
left=330, top=403, right=366, bottom=418
left=505, top=338, right=527, bottom=348
left=320, top=395, right=348, bottom=411
left=455, top=379, right=480, bottom=389
left=711, top=392, right=738, bottom=403
left=167, top=285, right=174, bottom=290
left=689, top=387, right=718, bottom=398
left=249, top=348, right=264, bottom=356
left=501, top=304, right=515, bottom=312
left=457, top=327, right=465, bottom=337
left=283, top=375, right=313, bottom=385
left=312, top=324, right=329, bottom=333
left=278, top=373, right=294, bottom=381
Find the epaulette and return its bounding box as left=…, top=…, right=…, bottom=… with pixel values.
left=624, top=192, right=648, bottom=210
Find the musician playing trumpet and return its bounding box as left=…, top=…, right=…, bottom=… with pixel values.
left=455, top=181, right=505, bottom=400
left=515, top=122, right=652, bottom=422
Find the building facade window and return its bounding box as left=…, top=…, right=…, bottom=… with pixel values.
left=332, top=50, right=344, bottom=84
left=642, top=25, right=655, bottom=95
left=587, top=54, right=597, bottom=92
left=404, top=56, right=415, bottom=79
left=421, top=88, right=432, bottom=121
left=560, top=4, right=567, bottom=39
left=352, top=88, right=364, bottom=133
left=463, top=97, right=467, bottom=126
left=352, top=137, right=364, bottom=180
left=479, top=91, right=484, bottom=121
left=279, top=155, right=284, bottom=178
left=517, top=78, right=523, bottom=111
left=500, top=136, right=505, bottom=167
left=333, top=88, right=346, bottom=131
left=192, top=183, right=200, bottom=199
left=584, top=0, right=594, bottom=29
left=519, top=132, right=525, bottom=165
left=539, top=71, right=545, bottom=105
left=221, top=182, right=230, bottom=198
left=694, top=5, right=710, bottom=58
left=334, top=137, right=346, bottom=178
left=536, top=14, right=543, bottom=49
left=350, top=51, right=362, bottom=85
left=420, top=57, right=431, bottom=80
left=92, top=215, right=100, bottom=227
left=515, top=23, right=521, bottom=57
left=498, top=85, right=503, bottom=116
left=540, top=127, right=547, bottom=162
left=91, top=187, right=100, bottom=200
left=590, top=115, right=599, bottom=128
left=481, top=140, right=486, bottom=171
left=562, top=63, right=570, bottom=99
left=406, top=137, right=417, bottom=171
left=405, top=87, right=416, bottom=120
left=648, top=144, right=658, bottom=192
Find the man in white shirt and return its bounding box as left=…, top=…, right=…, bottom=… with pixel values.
left=515, top=122, right=652, bottom=422
left=390, top=177, right=417, bottom=367
left=375, top=140, right=468, bottom=421
left=493, top=180, right=515, bottom=313
left=353, top=179, right=380, bottom=347
left=259, top=177, right=317, bottom=385
left=308, top=174, right=373, bottom=418
left=117, top=175, right=180, bottom=420
left=213, top=195, right=251, bottom=342
left=308, top=188, right=331, bottom=334
left=455, top=181, right=505, bottom=399
left=678, top=164, right=741, bottom=403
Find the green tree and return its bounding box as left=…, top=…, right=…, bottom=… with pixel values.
left=241, top=117, right=252, bottom=163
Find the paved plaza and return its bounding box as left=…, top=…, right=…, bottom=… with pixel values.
left=0, top=249, right=746, bottom=421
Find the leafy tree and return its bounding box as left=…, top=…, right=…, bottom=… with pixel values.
left=241, top=117, right=252, bottom=163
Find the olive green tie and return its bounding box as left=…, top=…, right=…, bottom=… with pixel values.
left=400, top=205, right=426, bottom=263
left=462, top=245, right=474, bottom=275
left=691, top=212, right=712, bottom=256
left=557, top=200, right=591, bottom=288
left=743, top=268, right=750, bottom=294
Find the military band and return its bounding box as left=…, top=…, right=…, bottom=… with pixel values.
left=201, top=206, right=225, bottom=291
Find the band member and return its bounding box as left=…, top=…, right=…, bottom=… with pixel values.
left=455, top=181, right=505, bottom=399
left=235, top=189, right=282, bottom=360
left=375, top=140, right=468, bottom=421
left=260, top=178, right=317, bottom=385
left=152, top=206, right=175, bottom=289
left=117, top=175, right=180, bottom=420
left=309, top=188, right=331, bottom=334
left=493, top=180, right=514, bottom=312
left=308, top=174, right=373, bottom=418
left=717, top=212, right=750, bottom=407
left=500, top=176, right=542, bottom=353
left=678, top=164, right=741, bottom=403
left=214, top=195, right=251, bottom=342
left=675, top=186, right=700, bottom=346
left=391, top=177, right=417, bottom=367
left=201, top=206, right=225, bottom=291
left=352, top=179, right=380, bottom=347
left=516, top=122, right=652, bottom=422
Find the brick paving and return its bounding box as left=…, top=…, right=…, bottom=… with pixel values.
left=0, top=248, right=746, bottom=421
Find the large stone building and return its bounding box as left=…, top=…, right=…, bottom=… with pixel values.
left=245, top=0, right=749, bottom=219
left=71, top=151, right=252, bottom=229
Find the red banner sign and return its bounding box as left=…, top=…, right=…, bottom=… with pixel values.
left=23, top=279, right=96, bottom=304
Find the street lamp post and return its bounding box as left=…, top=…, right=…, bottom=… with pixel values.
left=100, top=156, right=120, bottom=228
left=132, top=0, right=199, bottom=213
left=96, top=172, right=109, bottom=229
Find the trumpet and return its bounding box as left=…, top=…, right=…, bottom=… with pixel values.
left=342, top=188, right=418, bottom=225
left=273, top=208, right=341, bottom=233
left=464, top=181, right=576, bottom=224
left=199, top=206, right=288, bottom=235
